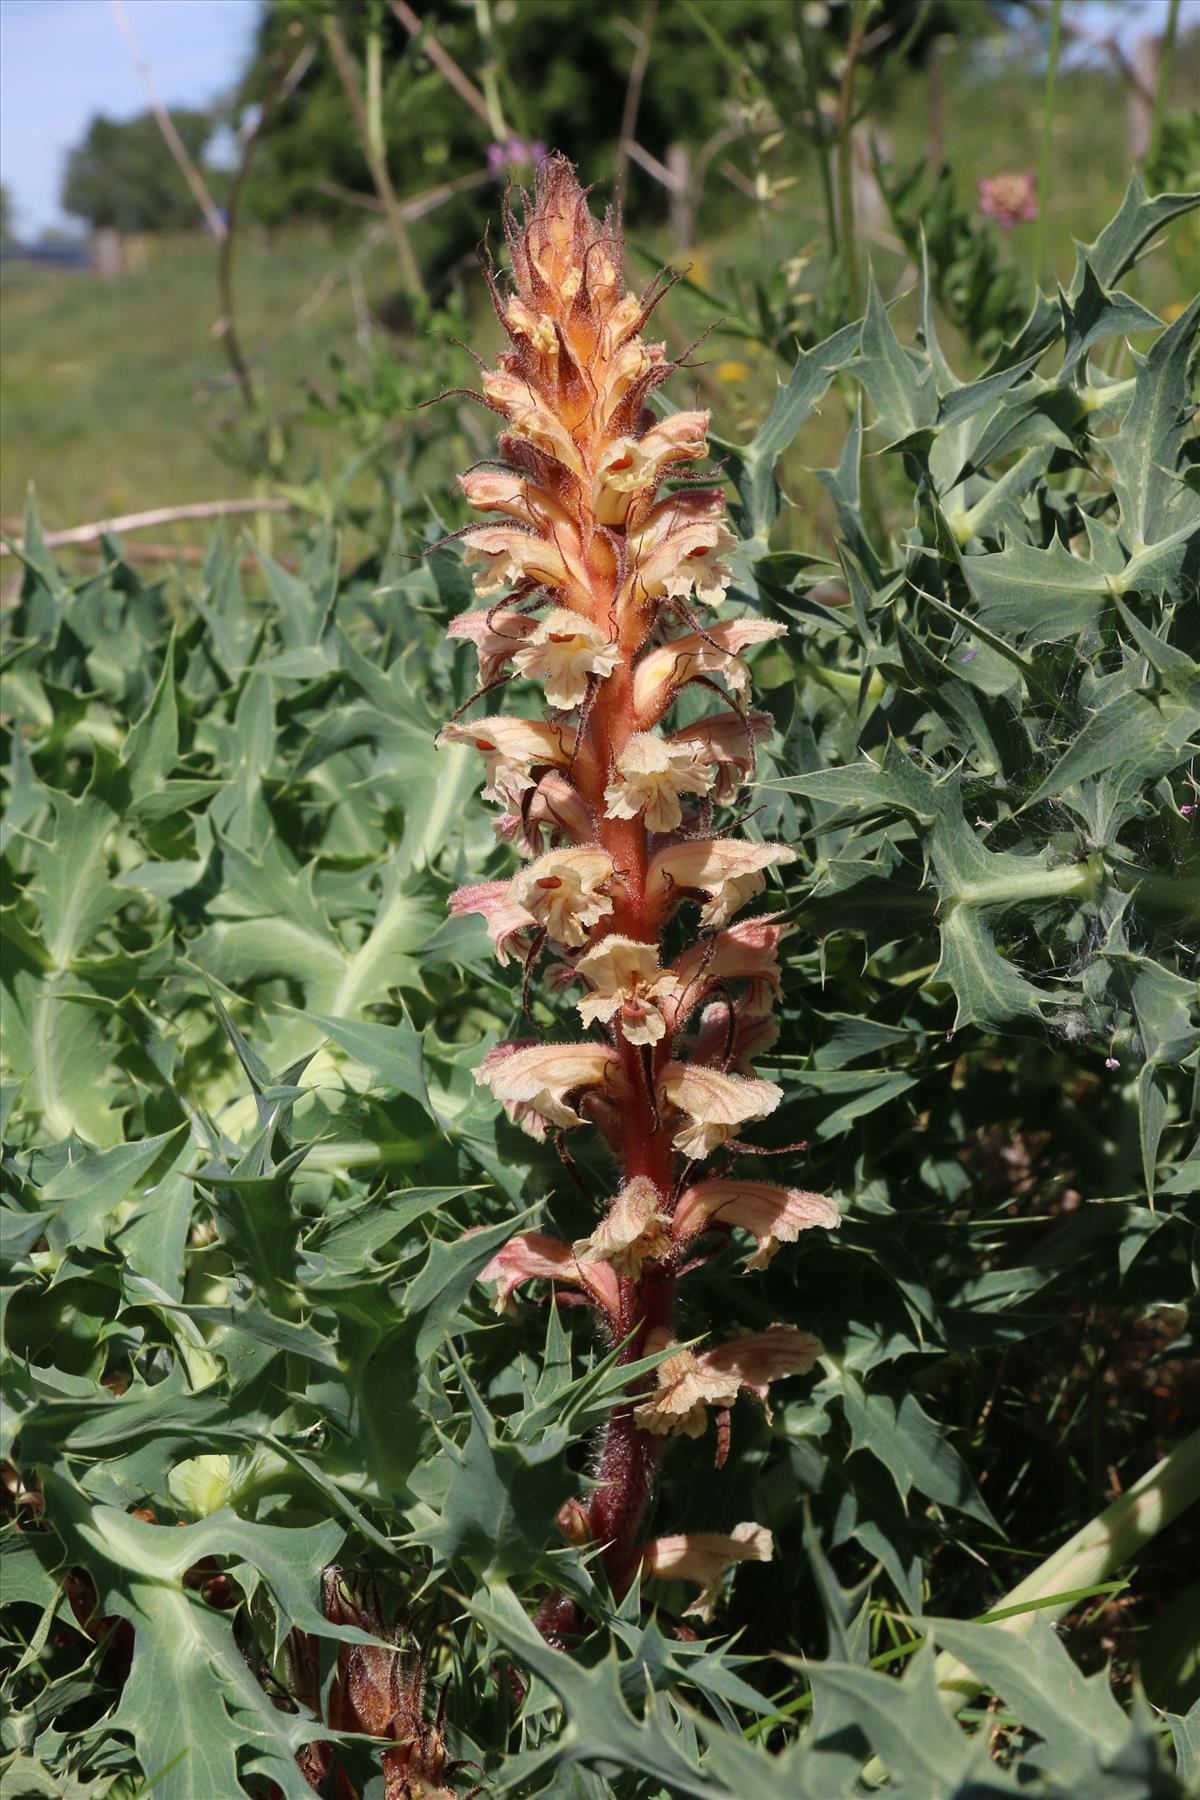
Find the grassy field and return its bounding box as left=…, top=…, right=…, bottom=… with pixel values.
left=1, top=41, right=1194, bottom=547
left=0, top=230, right=406, bottom=533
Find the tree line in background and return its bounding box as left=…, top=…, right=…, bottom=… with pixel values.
left=56, top=0, right=995, bottom=240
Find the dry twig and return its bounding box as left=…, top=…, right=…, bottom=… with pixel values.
left=0, top=499, right=293, bottom=556
left=107, top=0, right=228, bottom=241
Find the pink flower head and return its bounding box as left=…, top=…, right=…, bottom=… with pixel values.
left=978, top=172, right=1038, bottom=229
left=674, top=1178, right=840, bottom=1269
left=656, top=1060, right=782, bottom=1159
left=634, top=618, right=787, bottom=724
left=573, top=1176, right=671, bottom=1278
left=647, top=837, right=796, bottom=929
left=475, top=1039, right=619, bottom=1134
left=479, top=1229, right=620, bottom=1317
left=448, top=878, right=536, bottom=966
left=667, top=709, right=772, bottom=804
left=670, top=913, right=789, bottom=1026
left=436, top=714, right=580, bottom=806
left=689, top=1000, right=779, bottom=1074
left=446, top=607, right=536, bottom=686
left=634, top=1323, right=822, bottom=1437
left=639, top=1522, right=773, bottom=1621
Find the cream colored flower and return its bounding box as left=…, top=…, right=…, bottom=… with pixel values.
left=634, top=1340, right=740, bottom=1438
left=479, top=1229, right=620, bottom=1317
left=575, top=933, right=681, bottom=1045
left=657, top=1060, right=782, bottom=1158
left=633, top=619, right=788, bottom=722
left=628, top=496, right=737, bottom=610
left=448, top=879, right=536, bottom=966
left=463, top=522, right=573, bottom=599
left=458, top=466, right=569, bottom=528
left=647, top=837, right=796, bottom=928
left=667, top=709, right=771, bottom=803
left=481, top=369, right=581, bottom=471
left=592, top=412, right=710, bottom=526
left=604, top=732, right=714, bottom=834
left=505, top=294, right=559, bottom=356
left=474, top=1039, right=618, bottom=1132
left=697, top=1324, right=823, bottom=1416
left=511, top=607, right=620, bottom=709
left=436, top=714, right=576, bottom=805
left=674, top=1180, right=840, bottom=1269
left=573, top=1176, right=671, bottom=1278
left=640, top=1522, right=773, bottom=1621
left=509, top=845, right=615, bottom=947
left=634, top=1323, right=821, bottom=1436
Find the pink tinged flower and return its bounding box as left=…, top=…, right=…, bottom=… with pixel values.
left=592, top=412, right=711, bottom=525
left=599, top=334, right=661, bottom=414
left=667, top=710, right=771, bottom=804
left=699, top=1324, right=823, bottom=1415
left=446, top=608, right=536, bottom=686
left=674, top=1178, right=840, bottom=1269
left=508, top=845, right=615, bottom=947
left=511, top=607, right=621, bottom=709
left=647, top=837, right=797, bottom=928
left=634, top=1324, right=821, bottom=1437
left=575, top=934, right=682, bottom=1045
left=628, top=505, right=738, bottom=610
left=480, top=370, right=582, bottom=471
left=480, top=1229, right=620, bottom=1317
left=462, top=523, right=573, bottom=600
left=436, top=714, right=577, bottom=805
left=604, top=732, right=714, bottom=834
left=448, top=879, right=536, bottom=966
left=656, top=1060, right=782, bottom=1159
left=495, top=771, right=594, bottom=856
left=690, top=1001, right=779, bottom=1074
left=458, top=466, right=569, bottom=528
left=671, top=913, right=788, bottom=1021
left=634, top=619, right=787, bottom=722
left=474, top=1039, right=619, bottom=1133
left=572, top=1176, right=671, bottom=1278
left=977, top=172, right=1038, bottom=229
left=639, top=1522, right=773, bottom=1621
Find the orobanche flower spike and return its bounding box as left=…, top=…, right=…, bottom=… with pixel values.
left=440, top=155, right=838, bottom=1641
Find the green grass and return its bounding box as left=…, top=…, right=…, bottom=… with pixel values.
left=1, top=45, right=1193, bottom=546
left=0, top=229, right=402, bottom=532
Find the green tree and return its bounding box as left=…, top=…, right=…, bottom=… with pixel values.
left=0, top=182, right=13, bottom=243
left=61, top=110, right=217, bottom=233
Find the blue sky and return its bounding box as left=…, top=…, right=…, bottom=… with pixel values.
left=0, top=0, right=1178, bottom=238
left=1, top=0, right=259, bottom=235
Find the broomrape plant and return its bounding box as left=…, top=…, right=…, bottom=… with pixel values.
left=440, top=156, right=838, bottom=1636
left=1, top=150, right=1199, bottom=1800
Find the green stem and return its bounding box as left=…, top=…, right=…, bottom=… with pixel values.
left=835, top=0, right=868, bottom=316
left=1148, top=0, right=1182, bottom=170
left=794, top=0, right=839, bottom=266
left=1031, top=0, right=1062, bottom=289
left=859, top=1432, right=1200, bottom=1786
left=947, top=856, right=1102, bottom=910
left=366, top=24, right=383, bottom=163
left=935, top=1430, right=1200, bottom=1702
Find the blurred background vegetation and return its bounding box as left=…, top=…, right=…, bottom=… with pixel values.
left=1, top=0, right=1197, bottom=546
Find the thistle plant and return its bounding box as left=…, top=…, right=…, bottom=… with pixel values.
left=439, top=155, right=838, bottom=1637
